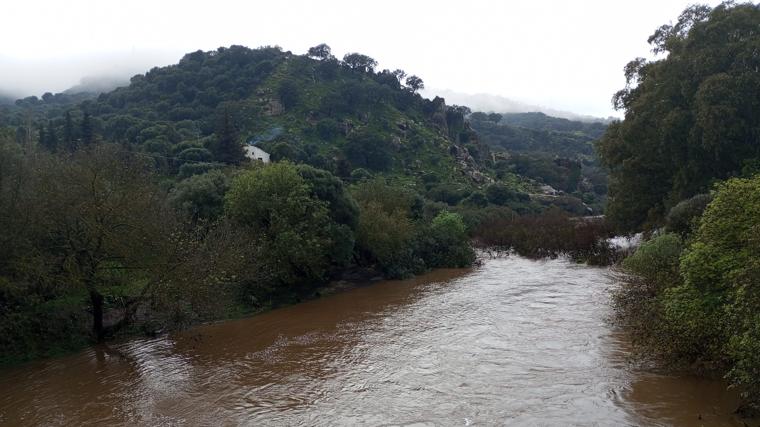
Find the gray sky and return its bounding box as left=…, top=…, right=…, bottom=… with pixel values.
left=1, top=0, right=725, bottom=117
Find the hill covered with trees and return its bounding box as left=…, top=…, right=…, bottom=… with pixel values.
left=468, top=110, right=609, bottom=212
left=0, top=44, right=615, bottom=365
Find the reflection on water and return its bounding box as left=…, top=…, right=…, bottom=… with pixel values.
left=0, top=257, right=754, bottom=426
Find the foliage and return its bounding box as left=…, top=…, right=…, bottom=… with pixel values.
left=343, top=130, right=394, bottom=171
left=225, top=162, right=352, bottom=286
left=0, top=141, right=234, bottom=361
left=597, top=2, right=760, bottom=232
left=354, top=200, right=421, bottom=278
left=296, top=164, right=359, bottom=229
left=622, top=233, right=684, bottom=289
left=665, top=193, right=712, bottom=237
left=485, top=183, right=529, bottom=206
left=418, top=211, right=475, bottom=268
left=615, top=175, right=760, bottom=409
left=169, top=169, right=230, bottom=221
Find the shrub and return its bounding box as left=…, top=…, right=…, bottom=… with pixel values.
left=354, top=200, right=421, bottom=278
left=169, top=170, right=230, bottom=221
left=225, top=162, right=351, bottom=286
left=177, top=162, right=221, bottom=179
left=622, top=233, right=683, bottom=288
left=419, top=212, right=475, bottom=268
left=485, top=183, right=529, bottom=206
left=666, top=193, right=712, bottom=237
left=426, top=183, right=470, bottom=205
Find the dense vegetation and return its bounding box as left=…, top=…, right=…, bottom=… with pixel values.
left=597, top=2, right=760, bottom=233
left=469, top=111, right=609, bottom=213
left=0, top=43, right=616, bottom=365
left=608, top=2, right=760, bottom=413
left=0, top=134, right=478, bottom=364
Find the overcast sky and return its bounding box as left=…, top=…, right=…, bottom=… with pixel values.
left=1, top=0, right=725, bottom=117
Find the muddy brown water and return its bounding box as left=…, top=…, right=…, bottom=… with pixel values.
left=0, top=256, right=754, bottom=426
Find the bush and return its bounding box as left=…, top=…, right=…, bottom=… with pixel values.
left=177, top=147, right=213, bottom=163
left=615, top=175, right=760, bottom=410
left=485, top=183, right=529, bottom=206
left=461, top=191, right=488, bottom=208
left=177, top=162, right=221, bottom=179
left=622, top=233, right=683, bottom=288
left=169, top=170, right=230, bottom=221
left=354, top=200, right=421, bottom=278
left=350, top=168, right=372, bottom=181
left=426, top=183, right=470, bottom=205
left=473, top=208, right=612, bottom=262
left=225, top=162, right=352, bottom=286
left=666, top=193, right=712, bottom=237
left=419, top=212, right=475, bottom=268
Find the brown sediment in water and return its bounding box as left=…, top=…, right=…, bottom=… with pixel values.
left=0, top=257, right=757, bottom=426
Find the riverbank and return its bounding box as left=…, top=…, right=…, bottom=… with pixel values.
left=1, top=256, right=754, bottom=426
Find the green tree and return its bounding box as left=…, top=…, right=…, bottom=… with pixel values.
left=213, top=110, right=245, bottom=165
left=307, top=43, right=333, bottom=60
left=45, top=121, right=58, bottom=152
left=405, top=75, right=424, bottom=93
left=420, top=211, right=475, bottom=268
left=169, top=170, right=230, bottom=221
left=342, top=53, right=378, bottom=73
left=277, top=80, right=301, bottom=110
left=344, top=131, right=393, bottom=171
left=80, top=112, right=94, bottom=146
left=63, top=111, right=76, bottom=152
left=225, top=162, right=348, bottom=286
left=296, top=164, right=359, bottom=229
left=597, top=2, right=760, bottom=232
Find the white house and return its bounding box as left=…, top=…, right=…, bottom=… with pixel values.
left=245, top=145, right=270, bottom=163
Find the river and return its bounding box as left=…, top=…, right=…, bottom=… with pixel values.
left=0, top=256, right=753, bottom=426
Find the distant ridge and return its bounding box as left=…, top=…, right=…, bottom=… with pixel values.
left=424, top=89, right=615, bottom=124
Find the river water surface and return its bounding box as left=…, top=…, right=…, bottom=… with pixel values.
left=0, top=256, right=753, bottom=426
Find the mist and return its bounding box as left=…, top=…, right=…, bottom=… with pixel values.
left=1, top=0, right=727, bottom=117
left=0, top=49, right=181, bottom=98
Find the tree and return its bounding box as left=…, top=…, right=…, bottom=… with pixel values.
left=32, top=145, right=185, bottom=339
left=307, top=43, right=333, bottom=60
left=80, top=112, right=94, bottom=146
left=405, top=75, right=424, bottom=93
left=485, top=183, right=528, bottom=206
left=45, top=121, right=58, bottom=152
left=296, top=164, right=359, bottom=229
left=225, top=162, right=348, bottom=286
left=169, top=170, right=230, bottom=221
left=597, top=2, right=760, bottom=232
left=37, top=124, right=46, bottom=150
left=392, top=69, right=407, bottom=84
left=213, top=110, right=245, bottom=164
left=344, top=131, right=393, bottom=171
left=420, top=211, right=475, bottom=268
left=277, top=80, right=300, bottom=110
left=342, top=53, right=378, bottom=73
left=63, top=111, right=76, bottom=152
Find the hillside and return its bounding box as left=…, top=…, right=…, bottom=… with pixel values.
left=1, top=46, right=491, bottom=188
left=468, top=110, right=609, bottom=212
left=0, top=45, right=607, bottom=215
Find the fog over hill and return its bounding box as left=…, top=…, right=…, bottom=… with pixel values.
left=424, top=89, right=616, bottom=123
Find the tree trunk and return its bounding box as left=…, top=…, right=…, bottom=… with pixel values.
left=90, top=290, right=105, bottom=341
